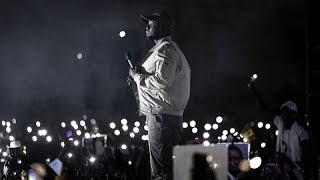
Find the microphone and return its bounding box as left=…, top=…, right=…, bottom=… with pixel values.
left=125, top=51, right=134, bottom=69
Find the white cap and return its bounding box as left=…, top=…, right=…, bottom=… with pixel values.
left=280, top=100, right=297, bottom=113
left=6, top=141, right=21, bottom=149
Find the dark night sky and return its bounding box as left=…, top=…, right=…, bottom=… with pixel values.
left=0, top=0, right=307, bottom=132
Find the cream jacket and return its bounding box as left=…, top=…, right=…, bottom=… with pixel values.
left=133, top=36, right=191, bottom=116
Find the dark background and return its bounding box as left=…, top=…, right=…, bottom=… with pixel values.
left=0, top=0, right=318, bottom=160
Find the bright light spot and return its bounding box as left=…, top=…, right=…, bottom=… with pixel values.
left=265, top=123, right=271, bottom=129
left=6, top=122, right=11, bottom=127
left=240, top=134, right=243, bottom=138
left=204, top=124, right=211, bottom=131
left=73, top=125, right=79, bottom=130
left=27, top=127, right=32, bottom=133
left=133, top=127, right=139, bottom=133
left=32, top=136, right=38, bottom=142
left=134, top=121, right=140, bottom=127
left=130, top=132, right=135, bottom=138
left=9, top=136, right=15, bottom=141
left=119, top=31, right=126, bottom=37
left=23, top=150, right=27, bottom=154
left=61, top=122, right=66, bottom=128
left=192, top=127, right=198, bottom=133
left=216, top=116, right=223, bottom=123
left=212, top=124, right=219, bottom=130
left=76, top=130, right=82, bottom=136
left=80, top=120, right=85, bottom=126
left=85, top=132, right=91, bottom=139
left=252, top=74, right=258, bottom=80
left=83, top=115, right=88, bottom=120
left=3, top=152, right=8, bottom=157
left=243, top=138, right=248, bottom=142
left=61, top=142, right=65, bottom=147
left=89, top=156, right=96, bottom=163
left=122, top=125, right=129, bottom=131
left=96, top=133, right=101, bottom=137
left=183, top=122, right=188, bottom=128
left=121, top=119, right=128, bottom=125
left=121, top=144, right=127, bottom=150
left=42, top=129, right=47, bottom=136
left=46, top=158, right=50, bottom=163
left=213, top=163, right=218, bottom=169
left=36, top=121, right=41, bottom=127
left=77, top=53, right=83, bottom=60
left=230, top=128, right=235, bottom=134
left=38, top=130, right=43, bottom=136
left=218, top=136, right=221, bottom=140
left=189, top=120, right=196, bottom=127
left=250, top=157, right=262, bottom=169
left=222, top=130, right=228, bottom=135
left=74, top=140, right=79, bottom=146
left=203, top=141, right=210, bottom=146
left=12, top=118, right=17, bottom=124
left=275, top=130, right=278, bottom=136
left=261, top=142, right=266, bottom=148
left=90, top=119, right=96, bottom=125
left=221, top=135, right=227, bottom=141
left=110, top=122, right=116, bottom=129
left=144, top=125, right=148, bottom=131
left=128, top=161, right=132, bottom=165
left=206, top=155, right=213, bottom=162
left=68, top=153, right=73, bottom=158
left=233, top=131, right=238, bottom=136
left=257, top=122, right=263, bottom=128
left=142, top=135, right=148, bottom=141
left=114, top=130, right=120, bottom=136
left=203, top=132, right=210, bottom=139
left=71, top=121, right=77, bottom=127
left=1, top=121, right=5, bottom=126
left=0, top=159, right=5, bottom=163
left=46, top=136, right=52, bottom=142
left=6, top=127, right=11, bottom=133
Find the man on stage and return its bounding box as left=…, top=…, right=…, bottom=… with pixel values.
left=128, top=11, right=191, bottom=180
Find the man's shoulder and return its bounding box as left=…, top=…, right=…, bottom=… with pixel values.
left=157, top=42, right=178, bottom=58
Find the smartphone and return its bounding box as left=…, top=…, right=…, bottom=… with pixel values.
left=28, top=169, right=37, bottom=180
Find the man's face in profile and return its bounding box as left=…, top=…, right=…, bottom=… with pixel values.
left=145, top=20, right=164, bottom=40
left=228, top=149, right=242, bottom=174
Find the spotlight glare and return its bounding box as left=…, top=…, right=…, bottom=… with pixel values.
left=77, top=53, right=83, bottom=60
left=261, top=142, right=266, bottom=148
left=61, top=142, right=65, bottom=147
left=6, top=127, right=11, bottom=133
left=216, top=116, right=223, bottom=123
left=133, top=127, right=139, bottom=133
left=130, top=132, right=135, bottom=138
left=36, top=121, right=41, bottom=127
left=249, top=157, right=262, bottom=169
left=9, top=136, right=15, bottom=141
left=183, top=122, right=188, bottom=128
left=204, top=124, right=211, bottom=131
left=71, top=121, right=77, bottom=127
left=122, top=125, right=129, bottom=131
left=222, top=130, right=228, bottom=135
left=110, top=122, right=116, bottom=129
left=121, top=118, right=128, bottom=125
left=121, top=144, right=127, bottom=150
left=265, top=123, right=271, bottom=129
left=119, top=31, right=126, bottom=37
left=89, top=156, right=96, bottom=163
left=80, top=120, right=86, bottom=126
left=189, top=120, right=196, bottom=127
left=74, top=140, right=79, bottom=146
left=46, top=136, right=52, bottom=142
left=76, top=130, right=82, bottom=136
left=1, top=121, right=5, bottom=126
left=68, top=153, right=73, bottom=158
left=203, top=141, right=210, bottom=146
left=257, top=122, right=263, bottom=128
left=134, top=121, right=140, bottom=127
left=230, top=128, right=235, bottom=134
left=221, top=135, right=227, bottom=141
left=114, top=130, right=120, bottom=136
left=144, top=125, right=148, bottom=131
left=27, top=127, right=32, bottom=133
left=32, top=136, right=38, bottom=142
left=192, top=127, right=198, bottom=134
left=85, top=132, right=91, bottom=139
left=61, top=122, right=66, bottom=128
left=212, top=124, right=219, bottom=130
left=6, top=122, right=11, bottom=127
left=203, top=132, right=210, bottom=139
left=275, top=130, right=278, bottom=136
